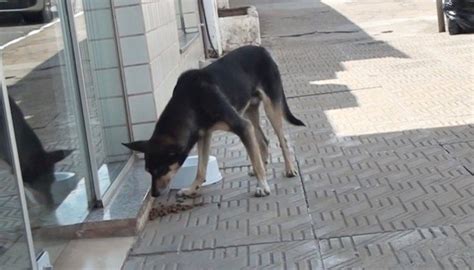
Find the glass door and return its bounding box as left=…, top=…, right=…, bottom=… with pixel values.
left=71, top=0, right=132, bottom=200
left=0, top=56, right=35, bottom=270
left=0, top=0, right=96, bottom=264
left=0, top=0, right=134, bottom=266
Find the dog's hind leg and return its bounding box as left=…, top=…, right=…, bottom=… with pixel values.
left=177, top=132, right=212, bottom=197
left=260, top=92, right=298, bottom=177
left=245, top=104, right=269, bottom=177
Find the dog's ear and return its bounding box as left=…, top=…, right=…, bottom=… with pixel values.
left=46, top=149, right=73, bottom=164
left=122, top=141, right=149, bottom=153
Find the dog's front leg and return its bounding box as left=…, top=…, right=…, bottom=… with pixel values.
left=177, top=132, right=211, bottom=197
left=234, top=119, right=271, bottom=197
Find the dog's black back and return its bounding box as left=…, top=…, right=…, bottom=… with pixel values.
left=154, top=45, right=303, bottom=145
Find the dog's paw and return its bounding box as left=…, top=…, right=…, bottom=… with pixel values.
left=285, top=169, right=298, bottom=178
left=176, top=188, right=200, bottom=198
left=255, top=187, right=271, bottom=197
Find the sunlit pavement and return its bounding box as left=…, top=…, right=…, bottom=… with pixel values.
left=123, top=0, right=474, bottom=269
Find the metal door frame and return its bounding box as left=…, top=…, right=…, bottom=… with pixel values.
left=0, top=52, right=38, bottom=270
left=0, top=0, right=136, bottom=266
left=63, top=0, right=135, bottom=206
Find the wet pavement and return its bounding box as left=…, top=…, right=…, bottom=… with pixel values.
left=123, top=0, right=474, bottom=269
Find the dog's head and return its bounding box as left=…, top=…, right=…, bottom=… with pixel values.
left=123, top=139, right=187, bottom=197
left=21, top=149, right=74, bottom=180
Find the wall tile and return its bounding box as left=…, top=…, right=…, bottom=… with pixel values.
left=149, top=57, right=164, bottom=90
left=90, top=39, right=120, bottom=69
left=146, top=29, right=161, bottom=61
left=96, top=68, right=123, bottom=98
left=124, top=64, right=153, bottom=95
left=113, top=0, right=140, bottom=7
left=120, top=35, right=149, bottom=66
left=128, top=94, right=157, bottom=123
left=85, top=9, right=115, bottom=40
left=84, top=0, right=111, bottom=10
left=132, top=122, right=155, bottom=141
left=100, top=97, right=128, bottom=126
left=181, top=0, right=197, bottom=13
left=104, top=126, right=131, bottom=156
left=116, top=5, right=145, bottom=37
left=112, top=0, right=204, bottom=126
left=154, top=65, right=179, bottom=116
left=141, top=5, right=152, bottom=31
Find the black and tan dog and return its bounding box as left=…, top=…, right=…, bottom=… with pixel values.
left=124, top=45, right=304, bottom=198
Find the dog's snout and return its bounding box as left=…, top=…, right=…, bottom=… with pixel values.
left=151, top=189, right=161, bottom=197
left=151, top=187, right=170, bottom=197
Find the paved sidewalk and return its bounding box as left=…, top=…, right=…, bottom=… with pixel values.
left=123, top=0, right=474, bottom=269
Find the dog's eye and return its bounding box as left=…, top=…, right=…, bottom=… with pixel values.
left=168, top=152, right=176, bottom=157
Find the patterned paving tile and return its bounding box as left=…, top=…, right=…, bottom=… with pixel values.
left=442, top=141, right=474, bottom=175
left=431, top=124, right=474, bottom=145
left=158, top=165, right=303, bottom=204
left=320, top=224, right=474, bottom=269
left=124, top=240, right=322, bottom=270
left=298, top=146, right=469, bottom=189
left=133, top=166, right=313, bottom=254
left=308, top=174, right=474, bottom=238
left=200, top=132, right=293, bottom=169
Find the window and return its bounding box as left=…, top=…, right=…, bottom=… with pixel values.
left=175, top=0, right=200, bottom=51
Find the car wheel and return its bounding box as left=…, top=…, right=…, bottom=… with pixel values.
left=23, top=3, right=53, bottom=24
left=448, top=19, right=462, bottom=35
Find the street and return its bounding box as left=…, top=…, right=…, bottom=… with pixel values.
left=0, top=0, right=82, bottom=47
left=0, top=14, right=45, bottom=47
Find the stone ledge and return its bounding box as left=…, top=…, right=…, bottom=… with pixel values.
left=33, top=160, right=153, bottom=240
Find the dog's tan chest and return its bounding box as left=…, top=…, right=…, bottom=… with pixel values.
left=208, top=121, right=231, bottom=132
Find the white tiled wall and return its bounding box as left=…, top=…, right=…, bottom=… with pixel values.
left=90, top=39, right=120, bottom=69
left=114, top=0, right=140, bottom=6
left=83, top=3, right=132, bottom=164
left=128, top=94, right=157, bottom=123
left=104, top=126, right=133, bottom=156
left=124, top=64, right=153, bottom=95
left=181, top=0, right=198, bottom=13
left=85, top=10, right=115, bottom=39
left=83, top=0, right=112, bottom=10
left=119, top=35, right=150, bottom=66
left=100, top=98, right=128, bottom=126
left=96, top=68, right=123, bottom=97
left=132, top=122, right=156, bottom=141
left=112, top=0, right=204, bottom=142
left=179, top=0, right=199, bottom=31
left=115, top=5, right=145, bottom=36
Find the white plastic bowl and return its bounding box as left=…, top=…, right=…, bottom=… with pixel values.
left=51, top=172, right=77, bottom=203
left=170, top=155, right=222, bottom=189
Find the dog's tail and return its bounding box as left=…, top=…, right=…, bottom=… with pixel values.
left=282, top=93, right=305, bottom=126
left=260, top=46, right=305, bottom=126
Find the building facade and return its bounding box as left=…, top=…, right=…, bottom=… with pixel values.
left=0, top=0, right=204, bottom=268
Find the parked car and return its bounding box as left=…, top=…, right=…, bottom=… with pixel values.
left=443, top=0, right=474, bottom=35
left=0, top=0, right=53, bottom=23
